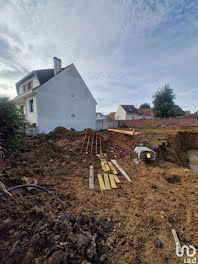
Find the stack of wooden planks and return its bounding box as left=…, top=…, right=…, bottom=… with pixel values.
left=97, top=158, right=121, bottom=191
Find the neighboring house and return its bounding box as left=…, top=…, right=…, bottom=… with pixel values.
left=96, top=112, right=105, bottom=120
left=174, top=105, right=185, bottom=116
left=107, top=112, right=116, bottom=120
left=184, top=111, right=191, bottom=115
left=115, top=105, right=141, bottom=120
left=138, top=108, right=153, bottom=119
left=13, top=57, right=97, bottom=133
left=185, top=111, right=198, bottom=118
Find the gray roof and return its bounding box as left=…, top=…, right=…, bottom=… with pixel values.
left=16, top=67, right=68, bottom=89
left=35, top=69, right=55, bottom=85
left=121, top=105, right=140, bottom=114
left=174, top=105, right=185, bottom=115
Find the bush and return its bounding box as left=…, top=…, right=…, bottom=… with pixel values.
left=140, top=103, right=151, bottom=109
left=0, top=96, right=26, bottom=153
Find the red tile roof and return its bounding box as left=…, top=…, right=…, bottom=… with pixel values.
left=138, top=108, right=153, bottom=116
left=108, top=112, right=115, bottom=120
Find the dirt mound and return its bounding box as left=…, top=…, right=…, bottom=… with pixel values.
left=0, top=196, right=112, bottom=264
left=0, top=127, right=111, bottom=264
left=0, top=127, right=198, bottom=264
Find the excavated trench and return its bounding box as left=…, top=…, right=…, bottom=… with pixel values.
left=162, top=132, right=198, bottom=171
left=188, top=149, right=198, bottom=172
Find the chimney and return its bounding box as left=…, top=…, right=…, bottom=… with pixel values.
left=53, top=57, right=62, bottom=75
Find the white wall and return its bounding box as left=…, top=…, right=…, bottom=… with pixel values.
left=141, top=115, right=152, bottom=119
left=16, top=94, right=37, bottom=124
left=125, top=113, right=142, bottom=120
left=25, top=96, right=38, bottom=123
left=36, top=64, right=96, bottom=133
left=96, top=120, right=118, bottom=130
left=18, top=75, right=40, bottom=95
left=115, top=105, right=126, bottom=120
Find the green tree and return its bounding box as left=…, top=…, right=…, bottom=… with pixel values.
left=140, top=103, right=151, bottom=109
left=0, top=96, right=26, bottom=153
left=152, top=84, right=175, bottom=118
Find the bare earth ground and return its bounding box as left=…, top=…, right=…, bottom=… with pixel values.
left=0, top=126, right=198, bottom=264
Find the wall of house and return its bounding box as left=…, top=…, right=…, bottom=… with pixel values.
left=25, top=95, right=38, bottom=124
left=141, top=115, right=152, bottom=119
left=16, top=92, right=37, bottom=125
left=18, top=75, right=40, bottom=95
left=125, top=113, right=142, bottom=120
left=115, top=106, right=126, bottom=120
left=36, top=64, right=96, bottom=133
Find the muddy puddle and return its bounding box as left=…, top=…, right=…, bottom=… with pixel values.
left=188, top=149, right=198, bottom=172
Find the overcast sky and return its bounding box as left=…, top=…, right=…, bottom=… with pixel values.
left=0, top=0, right=198, bottom=114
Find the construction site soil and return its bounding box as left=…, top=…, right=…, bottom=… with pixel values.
left=0, top=126, right=198, bottom=264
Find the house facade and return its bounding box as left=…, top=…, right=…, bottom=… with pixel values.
left=13, top=57, right=97, bottom=133
left=115, top=105, right=142, bottom=120
left=138, top=108, right=153, bottom=119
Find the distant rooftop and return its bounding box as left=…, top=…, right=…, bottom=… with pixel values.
left=121, top=105, right=140, bottom=114
left=138, top=108, right=152, bottom=116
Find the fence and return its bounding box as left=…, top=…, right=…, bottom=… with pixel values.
left=118, top=116, right=198, bottom=128
left=96, top=117, right=198, bottom=130
left=96, top=120, right=118, bottom=130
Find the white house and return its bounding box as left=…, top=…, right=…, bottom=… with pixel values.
left=115, top=105, right=142, bottom=120
left=13, top=57, right=97, bottom=133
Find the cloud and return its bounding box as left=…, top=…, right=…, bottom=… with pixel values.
left=0, top=69, right=26, bottom=79
left=0, top=83, right=9, bottom=90
left=0, top=0, right=198, bottom=113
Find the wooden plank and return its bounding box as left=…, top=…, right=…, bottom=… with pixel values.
left=111, top=159, right=132, bottom=182
left=101, top=162, right=107, bottom=172
left=113, top=174, right=120, bottom=183
left=109, top=174, right=117, bottom=188
left=108, top=128, right=141, bottom=136
left=104, top=173, right=111, bottom=190
left=80, top=132, right=87, bottom=153
left=95, top=133, right=98, bottom=155
left=97, top=174, right=106, bottom=190
left=89, top=165, right=94, bottom=189
left=85, top=134, right=90, bottom=154
left=105, top=163, right=110, bottom=171
left=91, top=133, right=94, bottom=155
left=108, top=162, right=118, bottom=175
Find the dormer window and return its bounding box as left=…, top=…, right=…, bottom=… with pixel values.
left=23, top=80, right=33, bottom=92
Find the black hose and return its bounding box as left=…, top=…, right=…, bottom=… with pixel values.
left=0, top=184, right=59, bottom=200
left=0, top=184, right=66, bottom=209
left=0, top=184, right=51, bottom=196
